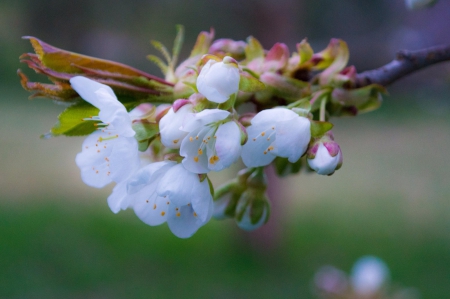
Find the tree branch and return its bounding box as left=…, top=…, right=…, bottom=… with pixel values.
left=354, top=44, right=450, bottom=87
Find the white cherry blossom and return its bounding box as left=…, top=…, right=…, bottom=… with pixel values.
left=122, top=161, right=214, bottom=238
left=241, top=108, right=311, bottom=168
left=180, top=109, right=242, bottom=173
left=159, top=100, right=194, bottom=149
left=70, top=76, right=139, bottom=188
left=196, top=56, right=240, bottom=103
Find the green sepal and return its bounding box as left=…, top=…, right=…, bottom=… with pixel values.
left=298, top=39, right=314, bottom=65
left=331, top=84, right=385, bottom=114
left=273, top=156, right=303, bottom=177
left=310, top=120, right=334, bottom=138
left=190, top=29, right=215, bottom=58
left=206, top=175, right=215, bottom=197
left=239, top=72, right=266, bottom=93
left=217, top=93, right=237, bottom=111
left=245, top=36, right=264, bottom=61
left=50, top=101, right=99, bottom=137
left=181, top=81, right=198, bottom=93
left=137, top=139, right=151, bottom=152
left=288, top=97, right=311, bottom=112
left=132, top=120, right=159, bottom=142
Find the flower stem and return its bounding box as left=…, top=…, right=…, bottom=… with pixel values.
left=320, top=97, right=327, bottom=122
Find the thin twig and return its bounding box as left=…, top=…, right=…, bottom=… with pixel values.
left=354, top=44, right=450, bottom=87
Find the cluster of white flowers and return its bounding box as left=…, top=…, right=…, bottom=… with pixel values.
left=70, top=55, right=343, bottom=238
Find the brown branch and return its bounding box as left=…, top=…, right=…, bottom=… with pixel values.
left=354, top=44, right=450, bottom=87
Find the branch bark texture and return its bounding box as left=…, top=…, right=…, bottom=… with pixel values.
left=355, top=44, right=450, bottom=87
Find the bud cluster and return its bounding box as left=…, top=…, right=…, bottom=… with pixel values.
left=18, top=26, right=386, bottom=238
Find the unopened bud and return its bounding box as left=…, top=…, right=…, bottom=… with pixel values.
left=235, top=189, right=270, bottom=231
left=235, top=169, right=270, bottom=231
left=209, top=39, right=247, bottom=60
left=307, top=132, right=343, bottom=175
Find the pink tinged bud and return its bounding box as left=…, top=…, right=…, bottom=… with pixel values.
left=263, top=43, right=290, bottom=72
left=209, top=39, right=247, bottom=59
left=172, top=99, right=192, bottom=112
left=323, top=141, right=341, bottom=157
left=238, top=113, right=256, bottom=127
left=307, top=143, right=342, bottom=175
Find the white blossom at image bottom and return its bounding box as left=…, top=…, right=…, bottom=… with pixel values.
left=107, top=161, right=214, bottom=238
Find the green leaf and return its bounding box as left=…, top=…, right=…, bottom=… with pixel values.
left=50, top=101, right=99, bottom=137
left=310, top=120, right=334, bottom=138
left=298, top=39, right=314, bottom=65
left=146, top=54, right=168, bottom=75
left=150, top=40, right=171, bottom=64
left=190, top=30, right=214, bottom=58
left=171, top=25, right=184, bottom=67
left=245, top=36, right=264, bottom=61
left=239, top=73, right=266, bottom=93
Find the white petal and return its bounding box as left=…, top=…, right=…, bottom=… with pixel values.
left=156, top=164, right=201, bottom=206
left=167, top=204, right=204, bottom=238
left=180, top=127, right=210, bottom=174
left=208, top=121, right=241, bottom=171
left=250, top=107, right=297, bottom=126
left=75, top=131, right=140, bottom=188
left=307, top=143, right=341, bottom=175
left=272, top=116, right=310, bottom=163
left=107, top=181, right=129, bottom=213
left=241, top=124, right=276, bottom=167
left=182, top=109, right=230, bottom=132
left=190, top=179, right=213, bottom=222
left=108, top=136, right=140, bottom=183
left=70, top=76, right=135, bottom=138
left=159, top=104, right=194, bottom=149
left=75, top=131, right=115, bottom=188
left=127, top=161, right=175, bottom=194
left=133, top=191, right=169, bottom=226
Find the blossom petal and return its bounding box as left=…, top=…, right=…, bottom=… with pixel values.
left=156, top=164, right=201, bottom=206
left=70, top=76, right=134, bottom=137
left=107, top=181, right=129, bottom=213
left=127, top=161, right=175, bottom=194
left=208, top=121, right=242, bottom=171
left=272, top=116, right=310, bottom=163
left=181, top=109, right=230, bottom=132
left=159, top=104, right=194, bottom=149
left=167, top=204, right=204, bottom=238
left=250, top=107, right=297, bottom=126
left=180, top=127, right=210, bottom=173
left=241, top=124, right=276, bottom=167
left=133, top=192, right=169, bottom=226
left=190, top=179, right=214, bottom=222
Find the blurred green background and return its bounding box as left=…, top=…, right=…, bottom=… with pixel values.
left=1, top=0, right=450, bottom=298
